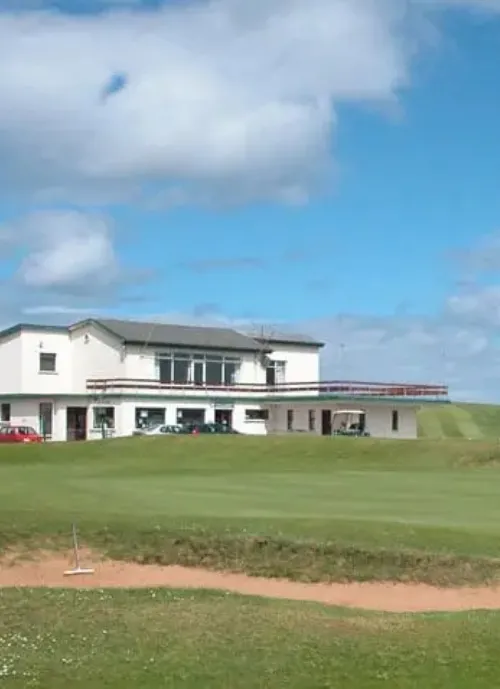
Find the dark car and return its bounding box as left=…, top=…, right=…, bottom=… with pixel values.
left=184, top=423, right=240, bottom=435
left=133, top=424, right=185, bottom=437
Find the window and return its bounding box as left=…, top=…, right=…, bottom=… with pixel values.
left=266, top=360, right=286, bottom=386
left=287, top=409, right=294, bottom=431
left=206, top=359, right=223, bottom=385
left=39, top=352, right=57, bottom=373
left=39, top=402, right=53, bottom=437
left=308, top=409, right=316, bottom=432
left=0, top=403, right=10, bottom=422
left=158, top=357, right=172, bottom=384
left=224, top=360, right=238, bottom=385
left=391, top=410, right=399, bottom=432
left=245, top=409, right=269, bottom=421
left=155, top=352, right=240, bottom=386
left=193, top=360, right=204, bottom=385
left=176, top=408, right=206, bottom=424
left=135, top=407, right=166, bottom=429
left=17, top=427, right=36, bottom=435
left=173, top=356, right=190, bottom=384
left=93, top=406, right=115, bottom=430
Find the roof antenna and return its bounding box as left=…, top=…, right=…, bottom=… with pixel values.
left=139, top=321, right=159, bottom=359
left=250, top=321, right=276, bottom=369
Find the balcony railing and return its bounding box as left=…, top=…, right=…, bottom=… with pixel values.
left=87, top=377, right=448, bottom=400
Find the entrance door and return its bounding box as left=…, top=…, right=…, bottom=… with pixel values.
left=66, top=407, right=87, bottom=441
left=321, top=410, right=332, bottom=436
left=215, top=409, right=233, bottom=427
left=39, top=402, right=53, bottom=440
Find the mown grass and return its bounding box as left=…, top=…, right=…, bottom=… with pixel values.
left=1, top=588, right=499, bottom=688
left=2, top=435, right=500, bottom=584
left=418, top=402, right=500, bottom=439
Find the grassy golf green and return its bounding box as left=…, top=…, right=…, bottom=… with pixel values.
left=1, top=588, right=500, bottom=689
left=3, top=435, right=500, bottom=688
left=418, top=402, right=500, bottom=439
left=2, top=434, right=500, bottom=584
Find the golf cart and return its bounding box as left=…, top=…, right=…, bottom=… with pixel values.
left=331, top=409, right=370, bottom=437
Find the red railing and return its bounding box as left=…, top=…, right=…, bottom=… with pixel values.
left=87, top=378, right=448, bottom=399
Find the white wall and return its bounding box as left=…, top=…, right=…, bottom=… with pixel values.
left=21, top=331, right=73, bottom=395
left=0, top=325, right=322, bottom=399
left=3, top=395, right=419, bottom=441
left=70, top=323, right=124, bottom=392
left=0, top=332, right=22, bottom=393
left=268, top=402, right=419, bottom=439
left=5, top=399, right=39, bottom=430
left=268, top=345, right=320, bottom=385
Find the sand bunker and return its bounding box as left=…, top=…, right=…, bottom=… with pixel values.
left=2, top=552, right=500, bottom=613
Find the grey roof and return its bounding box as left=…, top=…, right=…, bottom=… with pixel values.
left=245, top=330, right=324, bottom=348
left=79, top=318, right=266, bottom=352
left=0, top=319, right=323, bottom=350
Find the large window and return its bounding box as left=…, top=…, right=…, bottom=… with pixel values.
left=266, top=360, right=286, bottom=386
left=173, top=356, right=190, bottom=384
left=176, top=408, right=206, bottom=425
left=206, top=358, right=223, bottom=385
left=0, top=403, right=10, bottom=422
left=93, top=406, right=115, bottom=430
left=156, top=352, right=241, bottom=386
left=245, top=409, right=269, bottom=421
left=39, top=352, right=57, bottom=373
left=158, top=358, right=172, bottom=383
left=135, top=407, right=166, bottom=429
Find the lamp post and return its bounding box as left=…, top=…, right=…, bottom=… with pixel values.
left=339, top=343, right=346, bottom=378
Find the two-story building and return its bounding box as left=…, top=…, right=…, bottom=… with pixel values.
left=0, top=317, right=448, bottom=441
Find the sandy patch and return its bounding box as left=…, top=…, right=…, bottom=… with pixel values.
left=1, top=551, right=500, bottom=613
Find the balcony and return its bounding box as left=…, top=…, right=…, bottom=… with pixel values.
left=87, top=378, right=448, bottom=402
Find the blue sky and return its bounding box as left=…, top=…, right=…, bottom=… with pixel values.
left=0, top=0, right=500, bottom=399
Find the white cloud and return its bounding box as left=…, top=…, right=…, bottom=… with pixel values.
left=296, top=311, right=500, bottom=402
left=22, top=305, right=106, bottom=315
left=2, top=210, right=118, bottom=290
left=0, top=0, right=419, bottom=203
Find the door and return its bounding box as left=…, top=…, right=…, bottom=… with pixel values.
left=66, top=407, right=88, bottom=441
left=215, top=409, right=233, bottom=427
left=321, top=410, right=332, bottom=436
left=39, top=402, right=53, bottom=440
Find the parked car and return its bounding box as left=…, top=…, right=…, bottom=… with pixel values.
left=133, top=424, right=185, bottom=437
left=0, top=425, right=43, bottom=443
left=183, top=423, right=240, bottom=435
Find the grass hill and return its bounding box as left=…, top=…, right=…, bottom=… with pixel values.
left=418, top=403, right=500, bottom=439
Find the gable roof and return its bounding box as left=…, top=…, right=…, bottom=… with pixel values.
left=0, top=318, right=323, bottom=352
left=78, top=318, right=266, bottom=353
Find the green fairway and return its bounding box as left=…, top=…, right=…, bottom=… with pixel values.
left=3, top=436, right=500, bottom=689
left=418, top=403, right=500, bottom=439
left=2, top=435, right=500, bottom=584
left=0, top=588, right=499, bottom=689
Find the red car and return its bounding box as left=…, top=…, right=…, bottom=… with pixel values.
left=0, top=425, right=43, bottom=443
